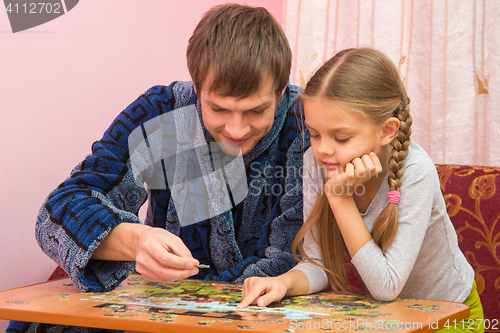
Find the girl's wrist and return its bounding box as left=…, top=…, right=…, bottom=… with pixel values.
left=280, top=274, right=295, bottom=294
left=281, top=271, right=309, bottom=296
left=323, top=180, right=356, bottom=200
left=326, top=192, right=354, bottom=203
left=326, top=194, right=356, bottom=214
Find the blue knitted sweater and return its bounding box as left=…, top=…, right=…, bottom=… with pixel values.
left=34, top=81, right=309, bottom=293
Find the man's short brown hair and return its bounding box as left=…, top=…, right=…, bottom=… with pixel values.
left=187, top=3, right=291, bottom=100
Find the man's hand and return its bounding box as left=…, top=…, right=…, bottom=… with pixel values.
left=134, top=226, right=200, bottom=283
left=92, top=223, right=199, bottom=283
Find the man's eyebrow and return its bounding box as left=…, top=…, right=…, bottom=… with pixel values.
left=245, top=101, right=273, bottom=111
left=254, top=101, right=273, bottom=110
left=206, top=101, right=227, bottom=110
left=206, top=100, right=273, bottom=112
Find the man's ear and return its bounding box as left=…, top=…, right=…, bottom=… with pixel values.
left=380, top=117, right=400, bottom=146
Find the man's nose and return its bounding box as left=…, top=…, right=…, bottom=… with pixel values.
left=225, top=113, right=251, bottom=140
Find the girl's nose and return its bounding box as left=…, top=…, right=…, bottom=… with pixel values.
left=316, top=138, right=334, bottom=155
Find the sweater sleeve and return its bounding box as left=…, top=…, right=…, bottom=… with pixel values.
left=35, top=85, right=176, bottom=292
left=290, top=148, right=329, bottom=294
left=350, top=150, right=437, bottom=301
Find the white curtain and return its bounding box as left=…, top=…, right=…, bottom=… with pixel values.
left=284, top=0, right=499, bottom=166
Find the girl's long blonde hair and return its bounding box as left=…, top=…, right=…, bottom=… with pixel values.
left=292, top=48, right=413, bottom=292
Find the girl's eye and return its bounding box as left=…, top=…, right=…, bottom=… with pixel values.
left=335, top=137, right=350, bottom=143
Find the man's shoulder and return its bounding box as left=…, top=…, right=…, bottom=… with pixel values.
left=110, top=82, right=196, bottom=136
left=279, top=83, right=305, bottom=135
left=287, top=83, right=304, bottom=99
left=288, top=83, right=304, bottom=94
left=143, top=81, right=195, bottom=102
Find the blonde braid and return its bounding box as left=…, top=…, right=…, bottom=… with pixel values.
left=388, top=99, right=413, bottom=191
left=372, top=98, right=412, bottom=252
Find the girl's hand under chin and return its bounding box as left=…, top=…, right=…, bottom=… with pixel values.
left=324, top=152, right=382, bottom=199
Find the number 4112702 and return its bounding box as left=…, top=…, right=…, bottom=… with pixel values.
left=444, top=319, right=498, bottom=330
left=5, top=2, right=62, bottom=14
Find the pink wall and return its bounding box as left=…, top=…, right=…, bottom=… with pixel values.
left=0, top=1, right=282, bottom=330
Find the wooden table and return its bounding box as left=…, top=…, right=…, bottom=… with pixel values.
left=0, top=275, right=469, bottom=332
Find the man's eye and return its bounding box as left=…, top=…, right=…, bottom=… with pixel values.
left=307, top=133, right=319, bottom=139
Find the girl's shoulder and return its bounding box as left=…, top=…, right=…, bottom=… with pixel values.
left=303, top=146, right=318, bottom=170
left=402, top=141, right=440, bottom=185
left=303, top=147, right=328, bottom=184
left=405, top=141, right=436, bottom=167
left=304, top=146, right=315, bottom=162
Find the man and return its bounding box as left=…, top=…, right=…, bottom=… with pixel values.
left=8, top=3, right=308, bottom=332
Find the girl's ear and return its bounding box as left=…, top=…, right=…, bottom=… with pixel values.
left=380, top=117, right=400, bottom=146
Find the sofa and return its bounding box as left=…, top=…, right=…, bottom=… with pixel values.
left=48, top=164, right=500, bottom=330
left=435, top=164, right=500, bottom=329
left=346, top=164, right=500, bottom=331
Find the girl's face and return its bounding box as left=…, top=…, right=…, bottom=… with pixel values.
left=304, top=98, right=385, bottom=179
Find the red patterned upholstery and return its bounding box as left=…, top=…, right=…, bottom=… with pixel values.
left=436, top=164, right=500, bottom=329
left=345, top=164, right=500, bottom=330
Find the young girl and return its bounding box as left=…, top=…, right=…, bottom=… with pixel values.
left=237, top=48, right=484, bottom=332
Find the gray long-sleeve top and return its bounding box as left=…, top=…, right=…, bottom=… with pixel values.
left=292, top=141, right=474, bottom=302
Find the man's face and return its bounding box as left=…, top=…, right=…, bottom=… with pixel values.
left=198, top=78, right=278, bottom=156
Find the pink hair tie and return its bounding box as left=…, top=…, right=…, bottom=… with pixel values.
left=387, top=191, right=401, bottom=204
